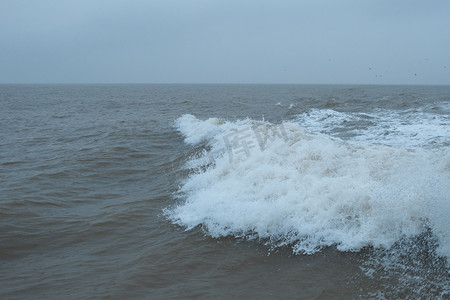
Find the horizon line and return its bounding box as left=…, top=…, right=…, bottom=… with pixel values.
left=1, top=82, right=449, bottom=87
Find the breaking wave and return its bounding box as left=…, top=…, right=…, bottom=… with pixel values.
left=166, top=114, right=450, bottom=259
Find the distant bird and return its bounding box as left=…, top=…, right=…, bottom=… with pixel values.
left=414, top=73, right=417, bottom=76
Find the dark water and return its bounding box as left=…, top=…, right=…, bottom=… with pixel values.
left=0, top=84, right=449, bottom=299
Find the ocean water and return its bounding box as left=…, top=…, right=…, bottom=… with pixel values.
left=0, top=84, right=449, bottom=299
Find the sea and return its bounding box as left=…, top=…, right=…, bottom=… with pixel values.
left=0, top=84, right=449, bottom=299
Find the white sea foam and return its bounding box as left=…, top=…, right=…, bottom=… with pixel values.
left=296, top=108, right=450, bottom=148
left=175, top=114, right=224, bottom=145
left=168, top=114, right=450, bottom=257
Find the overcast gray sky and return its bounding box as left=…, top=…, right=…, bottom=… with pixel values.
left=1, top=0, right=449, bottom=84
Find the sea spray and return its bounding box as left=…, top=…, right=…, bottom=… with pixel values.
left=167, top=114, right=450, bottom=260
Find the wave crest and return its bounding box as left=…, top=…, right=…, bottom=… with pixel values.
left=167, top=114, right=450, bottom=258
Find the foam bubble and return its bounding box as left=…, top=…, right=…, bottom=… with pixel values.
left=167, top=115, right=450, bottom=258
